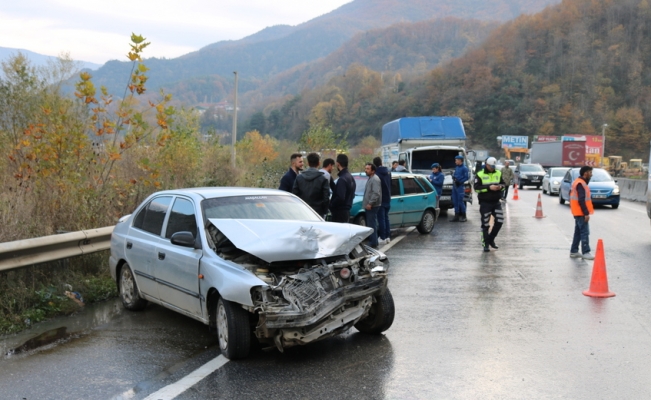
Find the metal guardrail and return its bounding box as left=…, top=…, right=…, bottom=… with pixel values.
left=0, top=226, right=114, bottom=272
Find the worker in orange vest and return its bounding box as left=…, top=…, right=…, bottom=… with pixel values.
left=569, top=166, right=594, bottom=260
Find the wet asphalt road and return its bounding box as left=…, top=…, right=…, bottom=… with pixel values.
left=2, top=188, right=651, bottom=399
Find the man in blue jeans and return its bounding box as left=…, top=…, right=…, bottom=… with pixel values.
left=569, top=166, right=595, bottom=260
left=363, top=163, right=382, bottom=248
left=373, top=157, right=392, bottom=245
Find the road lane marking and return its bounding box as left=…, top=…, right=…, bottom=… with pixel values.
left=379, top=226, right=415, bottom=252
left=142, top=355, right=229, bottom=400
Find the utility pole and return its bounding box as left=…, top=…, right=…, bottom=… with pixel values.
left=231, top=71, right=239, bottom=168
left=601, top=123, right=608, bottom=167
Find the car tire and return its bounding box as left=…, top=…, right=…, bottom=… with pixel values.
left=120, top=263, right=148, bottom=311
left=542, top=185, right=547, bottom=194
left=354, top=288, right=395, bottom=335
left=416, top=209, right=435, bottom=234
left=559, top=193, right=565, bottom=205
left=536, top=185, right=541, bottom=190
left=612, top=204, right=619, bottom=209
left=216, top=297, right=251, bottom=360
left=354, top=214, right=366, bottom=227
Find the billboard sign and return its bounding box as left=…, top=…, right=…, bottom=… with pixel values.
left=566, top=134, right=604, bottom=157
left=501, top=135, right=529, bottom=148
left=533, top=135, right=560, bottom=142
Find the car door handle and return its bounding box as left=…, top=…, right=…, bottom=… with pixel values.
left=158, top=252, right=166, bottom=260
left=423, top=196, right=428, bottom=199
left=398, top=199, right=404, bottom=202
left=126, top=242, right=132, bottom=249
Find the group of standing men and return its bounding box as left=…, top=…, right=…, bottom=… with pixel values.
left=279, top=153, right=392, bottom=248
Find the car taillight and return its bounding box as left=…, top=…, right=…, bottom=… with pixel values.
left=340, top=268, right=351, bottom=279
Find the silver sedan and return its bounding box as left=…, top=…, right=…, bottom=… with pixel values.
left=109, top=187, right=394, bottom=359
left=542, top=167, right=570, bottom=195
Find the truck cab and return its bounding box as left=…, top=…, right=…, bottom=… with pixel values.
left=398, top=146, right=474, bottom=209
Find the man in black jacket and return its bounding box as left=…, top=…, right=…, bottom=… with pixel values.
left=373, top=157, right=392, bottom=243
left=292, top=153, right=330, bottom=217
left=330, top=154, right=356, bottom=223
left=278, top=153, right=304, bottom=192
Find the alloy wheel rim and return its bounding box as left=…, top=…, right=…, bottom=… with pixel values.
left=121, top=269, right=134, bottom=303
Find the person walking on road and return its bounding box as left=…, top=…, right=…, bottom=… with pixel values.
left=329, top=154, right=355, bottom=223
left=569, top=166, right=595, bottom=260
left=278, top=153, right=304, bottom=192
left=474, top=157, right=505, bottom=252
left=450, top=155, right=469, bottom=222
left=500, top=160, right=514, bottom=201
left=292, top=152, right=330, bottom=218
left=373, top=157, right=392, bottom=245
left=363, top=163, right=382, bottom=248
left=428, top=163, right=444, bottom=204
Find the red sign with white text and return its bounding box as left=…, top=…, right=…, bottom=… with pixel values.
left=566, top=135, right=604, bottom=157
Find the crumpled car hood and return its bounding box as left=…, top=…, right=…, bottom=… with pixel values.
left=208, top=219, right=373, bottom=263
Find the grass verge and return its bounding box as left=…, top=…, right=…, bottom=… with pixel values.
left=0, top=251, right=117, bottom=335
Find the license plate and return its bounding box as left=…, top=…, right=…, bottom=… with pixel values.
left=592, top=194, right=606, bottom=199
left=531, top=178, right=540, bottom=182
left=440, top=196, right=451, bottom=201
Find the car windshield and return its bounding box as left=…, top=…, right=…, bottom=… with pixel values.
left=589, top=169, right=614, bottom=182
left=202, top=195, right=321, bottom=221
left=354, top=175, right=368, bottom=196
left=551, top=168, right=569, bottom=177
left=520, top=164, right=544, bottom=172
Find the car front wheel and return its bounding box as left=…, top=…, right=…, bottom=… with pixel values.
left=416, top=209, right=435, bottom=234
left=559, top=193, right=565, bottom=204
left=120, top=263, right=148, bottom=311
left=355, top=288, right=395, bottom=334
left=354, top=214, right=366, bottom=227
left=216, top=298, right=251, bottom=360
left=612, top=204, right=619, bottom=209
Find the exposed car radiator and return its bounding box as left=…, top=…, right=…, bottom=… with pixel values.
left=281, top=267, right=334, bottom=311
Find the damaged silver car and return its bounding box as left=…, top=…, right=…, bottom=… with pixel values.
left=109, top=188, right=394, bottom=359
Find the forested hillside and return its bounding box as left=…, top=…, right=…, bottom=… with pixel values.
left=85, top=0, right=559, bottom=100
left=254, top=0, right=651, bottom=160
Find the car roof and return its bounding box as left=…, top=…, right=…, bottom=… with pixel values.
left=151, top=187, right=294, bottom=200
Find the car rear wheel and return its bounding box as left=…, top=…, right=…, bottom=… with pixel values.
left=542, top=184, right=547, bottom=194
left=216, top=297, right=251, bottom=360
left=354, top=214, right=366, bottom=227
left=120, top=263, right=147, bottom=311
left=416, top=209, right=435, bottom=234
left=612, top=204, right=619, bottom=209
left=559, top=193, right=565, bottom=204
left=355, top=288, right=395, bottom=334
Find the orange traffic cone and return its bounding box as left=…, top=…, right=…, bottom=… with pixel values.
left=534, top=193, right=545, bottom=218
left=512, top=184, right=519, bottom=200
left=582, top=239, right=615, bottom=298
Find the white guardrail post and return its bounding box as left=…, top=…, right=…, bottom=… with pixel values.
left=0, top=226, right=114, bottom=272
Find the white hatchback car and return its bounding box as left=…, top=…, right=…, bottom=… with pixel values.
left=109, top=187, right=394, bottom=359
left=542, top=167, right=570, bottom=195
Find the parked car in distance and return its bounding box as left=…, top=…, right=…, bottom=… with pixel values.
left=109, top=187, right=394, bottom=360
left=542, top=167, right=570, bottom=195
left=349, top=172, right=439, bottom=234
left=559, top=168, right=620, bottom=209
left=515, top=163, right=546, bottom=189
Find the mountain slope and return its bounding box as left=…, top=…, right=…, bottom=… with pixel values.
left=87, top=0, right=560, bottom=97
left=0, top=47, right=101, bottom=71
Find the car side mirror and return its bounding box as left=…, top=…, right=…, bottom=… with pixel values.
left=171, top=231, right=197, bottom=248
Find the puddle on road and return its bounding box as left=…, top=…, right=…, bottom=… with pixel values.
left=1, top=297, right=124, bottom=358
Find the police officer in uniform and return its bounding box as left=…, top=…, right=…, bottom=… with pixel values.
left=474, top=157, right=506, bottom=252
left=450, top=155, right=469, bottom=222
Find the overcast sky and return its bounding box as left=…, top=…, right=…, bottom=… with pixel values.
left=1, top=0, right=352, bottom=64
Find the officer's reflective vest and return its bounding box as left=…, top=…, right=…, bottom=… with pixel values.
left=569, top=179, right=594, bottom=216
left=475, top=170, right=502, bottom=193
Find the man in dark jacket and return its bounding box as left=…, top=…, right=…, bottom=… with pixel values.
left=330, top=154, right=355, bottom=223
left=474, top=157, right=505, bottom=252
left=292, top=153, right=330, bottom=217
left=278, top=153, right=304, bottom=192
left=373, top=157, right=392, bottom=244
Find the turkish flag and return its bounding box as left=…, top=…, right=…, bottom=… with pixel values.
left=562, top=141, right=586, bottom=166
